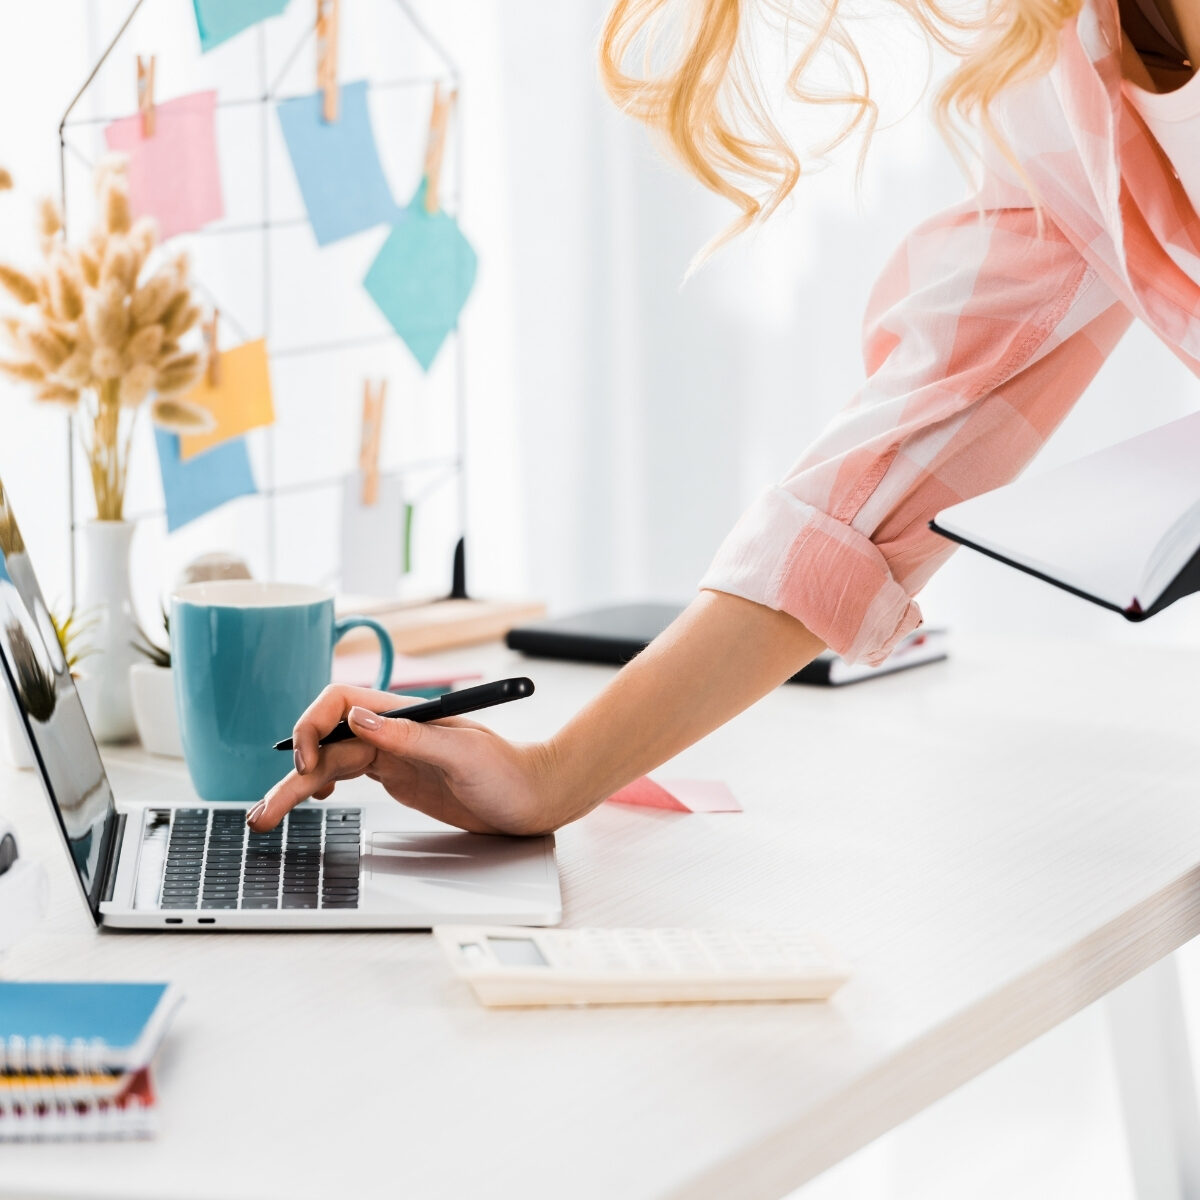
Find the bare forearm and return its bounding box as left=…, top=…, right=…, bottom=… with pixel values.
left=538, top=589, right=825, bottom=825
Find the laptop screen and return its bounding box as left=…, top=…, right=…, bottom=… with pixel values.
left=0, top=481, right=116, bottom=922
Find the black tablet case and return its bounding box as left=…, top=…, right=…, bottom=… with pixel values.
left=505, top=603, right=933, bottom=686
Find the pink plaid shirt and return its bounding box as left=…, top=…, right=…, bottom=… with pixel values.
left=700, top=0, right=1200, bottom=664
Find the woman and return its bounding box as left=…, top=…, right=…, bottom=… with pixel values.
left=248, top=0, right=1200, bottom=835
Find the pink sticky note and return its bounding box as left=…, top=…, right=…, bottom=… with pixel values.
left=607, top=777, right=741, bottom=813
left=104, top=90, right=224, bottom=240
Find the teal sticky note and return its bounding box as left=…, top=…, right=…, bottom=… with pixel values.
left=154, top=429, right=256, bottom=532
left=363, top=182, right=477, bottom=371
left=276, top=81, right=399, bottom=246
left=193, top=0, right=291, bottom=52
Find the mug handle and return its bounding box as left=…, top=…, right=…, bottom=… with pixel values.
left=333, top=617, right=395, bottom=691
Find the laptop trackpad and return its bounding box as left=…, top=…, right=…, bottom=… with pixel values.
left=366, top=831, right=554, bottom=903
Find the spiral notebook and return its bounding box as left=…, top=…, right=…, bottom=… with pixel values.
left=0, top=981, right=181, bottom=1141
left=0, top=1068, right=157, bottom=1142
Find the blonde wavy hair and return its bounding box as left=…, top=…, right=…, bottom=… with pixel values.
left=599, top=0, right=1084, bottom=252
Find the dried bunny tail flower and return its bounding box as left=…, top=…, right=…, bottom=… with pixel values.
left=102, top=179, right=132, bottom=235
left=90, top=345, right=123, bottom=380
left=101, top=239, right=136, bottom=292
left=130, top=272, right=175, bottom=325
left=151, top=396, right=214, bottom=434
left=56, top=350, right=92, bottom=387
left=35, top=382, right=79, bottom=408
left=118, top=362, right=156, bottom=408
left=93, top=154, right=128, bottom=191
left=0, top=264, right=39, bottom=305
left=126, top=323, right=164, bottom=364
left=161, top=295, right=200, bottom=340
left=22, top=325, right=71, bottom=373
left=77, top=246, right=101, bottom=288
left=48, top=253, right=84, bottom=321
left=0, top=167, right=12, bottom=191
left=84, top=278, right=129, bottom=350
left=155, top=351, right=203, bottom=396
left=128, top=216, right=158, bottom=265
left=0, top=359, right=46, bottom=383
left=0, top=316, right=23, bottom=350
left=157, top=293, right=187, bottom=336
left=36, top=196, right=62, bottom=241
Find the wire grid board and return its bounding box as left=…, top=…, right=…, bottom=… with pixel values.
left=58, top=0, right=467, bottom=612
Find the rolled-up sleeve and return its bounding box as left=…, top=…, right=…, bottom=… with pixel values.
left=700, top=188, right=1133, bottom=664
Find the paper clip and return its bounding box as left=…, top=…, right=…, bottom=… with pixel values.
left=423, top=83, right=457, bottom=214
left=359, top=379, right=387, bottom=506
left=137, top=54, right=156, bottom=139
left=316, top=0, right=340, bottom=123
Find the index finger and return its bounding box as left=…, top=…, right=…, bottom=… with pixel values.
left=290, top=685, right=425, bottom=775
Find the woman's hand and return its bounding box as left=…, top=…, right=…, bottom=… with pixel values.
left=245, top=686, right=559, bottom=836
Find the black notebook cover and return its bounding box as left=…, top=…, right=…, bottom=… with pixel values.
left=505, top=604, right=946, bottom=686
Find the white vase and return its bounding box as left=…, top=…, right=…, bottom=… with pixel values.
left=75, top=520, right=139, bottom=743
left=129, top=662, right=183, bottom=758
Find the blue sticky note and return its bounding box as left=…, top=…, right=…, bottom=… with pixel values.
left=154, top=429, right=256, bottom=533
left=193, top=0, right=290, bottom=52
left=276, top=81, right=399, bottom=246
left=363, top=182, right=478, bottom=371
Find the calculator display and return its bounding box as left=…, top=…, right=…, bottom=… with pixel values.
left=487, top=936, right=549, bottom=967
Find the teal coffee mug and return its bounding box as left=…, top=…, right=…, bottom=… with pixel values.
left=171, top=581, right=394, bottom=802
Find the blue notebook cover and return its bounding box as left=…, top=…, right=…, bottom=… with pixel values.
left=0, top=982, right=183, bottom=1071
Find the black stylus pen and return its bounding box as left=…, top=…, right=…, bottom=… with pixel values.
left=273, top=677, right=535, bottom=751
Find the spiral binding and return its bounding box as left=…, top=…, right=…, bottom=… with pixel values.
left=0, top=1036, right=155, bottom=1141
left=0, top=1035, right=109, bottom=1075
left=0, top=1066, right=156, bottom=1142
left=0, top=1091, right=154, bottom=1142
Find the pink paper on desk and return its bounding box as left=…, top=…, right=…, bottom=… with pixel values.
left=332, top=651, right=482, bottom=692
left=607, top=777, right=742, bottom=813
left=104, top=90, right=224, bottom=240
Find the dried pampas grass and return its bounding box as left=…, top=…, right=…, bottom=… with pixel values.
left=0, top=157, right=206, bottom=518
left=151, top=396, right=215, bottom=434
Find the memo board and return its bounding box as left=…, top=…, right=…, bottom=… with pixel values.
left=57, top=0, right=472, bottom=616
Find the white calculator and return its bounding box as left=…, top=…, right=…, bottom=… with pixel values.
left=432, top=925, right=852, bottom=1008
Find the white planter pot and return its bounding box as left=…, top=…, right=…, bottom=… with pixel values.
left=75, top=520, right=139, bottom=744
left=0, top=691, right=32, bottom=769
left=129, top=662, right=183, bottom=758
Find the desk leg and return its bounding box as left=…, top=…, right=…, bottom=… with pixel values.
left=1106, top=953, right=1200, bottom=1200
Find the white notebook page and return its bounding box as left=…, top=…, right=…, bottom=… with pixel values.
left=934, top=409, right=1200, bottom=611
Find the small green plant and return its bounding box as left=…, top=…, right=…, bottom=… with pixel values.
left=132, top=604, right=169, bottom=668
left=50, top=604, right=96, bottom=676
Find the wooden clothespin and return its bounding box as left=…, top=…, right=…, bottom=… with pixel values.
left=316, top=0, right=340, bottom=123
left=202, top=309, right=220, bottom=387
left=423, top=83, right=457, bottom=214
left=359, top=379, right=387, bottom=506
left=137, top=54, right=156, bottom=139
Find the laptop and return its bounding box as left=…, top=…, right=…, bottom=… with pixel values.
left=0, top=484, right=561, bottom=932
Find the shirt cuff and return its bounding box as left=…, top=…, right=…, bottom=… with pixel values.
left=698, top=485, right=923, bottom=666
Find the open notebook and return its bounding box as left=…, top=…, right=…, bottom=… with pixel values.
left=931, top=410, right=1200, bottom=619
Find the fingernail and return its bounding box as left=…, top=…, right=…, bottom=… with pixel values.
left=349, top=706, right=382, bottom=731
left=246, top=801, right=265, bottom=826
left=294, top=747, right=306, bottom=775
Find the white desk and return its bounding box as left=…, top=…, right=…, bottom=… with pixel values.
left=2, top=635, right=1199, bottom=1200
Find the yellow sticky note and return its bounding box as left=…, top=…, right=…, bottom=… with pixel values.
left=179, top=338, right=275, bottom=460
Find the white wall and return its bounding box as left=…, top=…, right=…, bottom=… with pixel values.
left=2, top=1, right=1198, bottom=650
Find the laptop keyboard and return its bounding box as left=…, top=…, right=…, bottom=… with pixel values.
left=159, top=807, right=361, bottom=911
